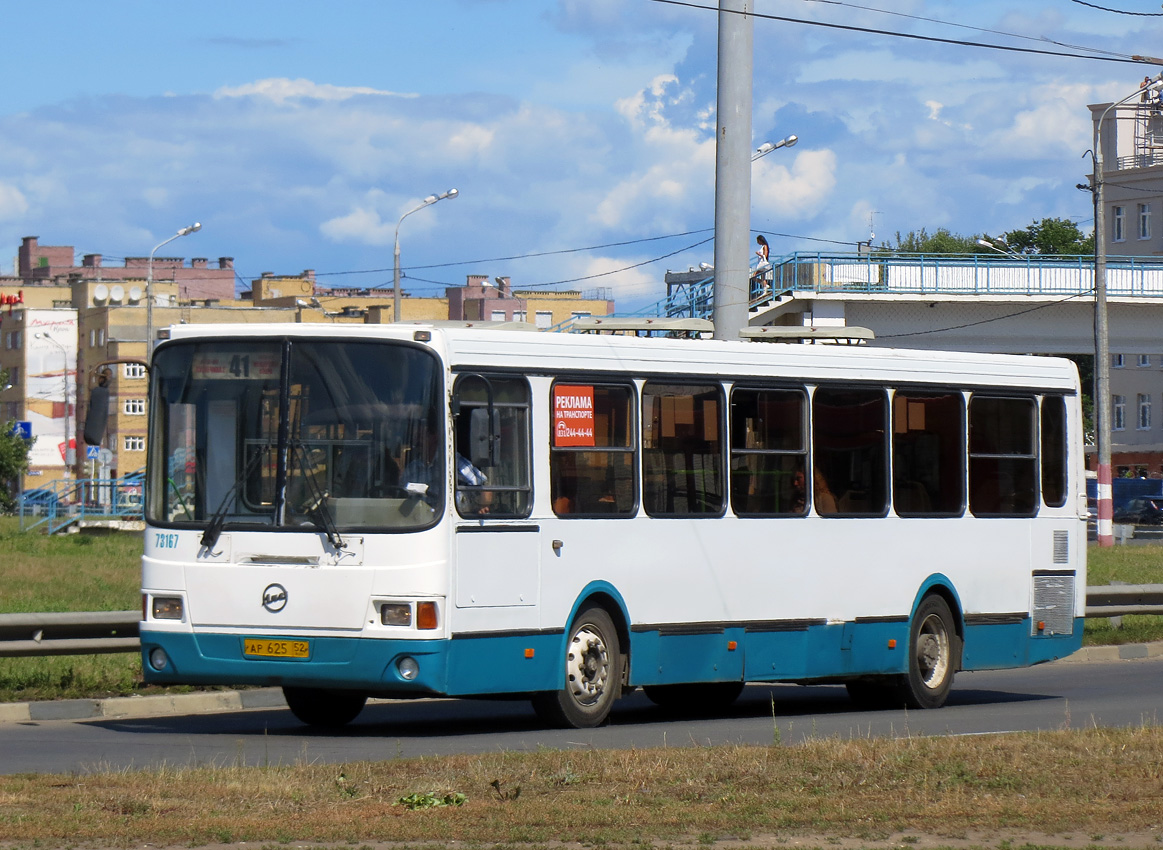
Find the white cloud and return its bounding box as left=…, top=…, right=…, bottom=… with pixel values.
left=752, top=149, right=838, bottom=219
left=0, top=183, right=29, bottom=221
left=214, top=78, right=416, bottom=105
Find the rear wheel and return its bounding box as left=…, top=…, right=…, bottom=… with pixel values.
left=900, top=595, right=958, bottom=709
left=532, top=607, right=622, bottom=728
left=282, top=687, right=368, bottom=728
left=644, top=682, right=745, bottom=714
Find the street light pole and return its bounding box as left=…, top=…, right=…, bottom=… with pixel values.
left=1091, top=78, right=1161, bottom=547
left=146, top=222, right=201, bottom=358
left=711, top=0, right=754, bottom=341
left=35, top=332, right=70, bottom=483
left=393, top=189, right=459, bottom=322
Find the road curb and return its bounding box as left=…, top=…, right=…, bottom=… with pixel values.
left=0, top=687, right=288, bottom=724
left=2, top=641, right=1161, bottom=724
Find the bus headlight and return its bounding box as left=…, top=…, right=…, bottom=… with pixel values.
left=151, top=596, right=184, bottom=620
left=149, top=647, right=170, bottom=672
left=397, top=657, right=420, bottom=680
left=380, top=603, right=412, bottom=627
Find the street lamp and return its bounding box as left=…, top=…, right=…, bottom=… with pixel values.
left=975, top=238, right=1022, bottom=259
left=146, top=222, right=201, bottom=357
left=35, top=332, right=70, bottom=482
left=1091, top=76, right=1162, bottom=547
left=393, top=189, right=458, bottom=322
left=752, top=134, right=798, bottom=162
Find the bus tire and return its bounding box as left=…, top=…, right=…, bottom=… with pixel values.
left=532, top=606, right=622, bottom=729
left=282, top=686, right=367, bottom=728
left=644, top=681, right=745, bottom=713
left=900, top=594, right=958, bottom=709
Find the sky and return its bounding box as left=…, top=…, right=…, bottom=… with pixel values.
left=1, top=0, right=1161, bottom=312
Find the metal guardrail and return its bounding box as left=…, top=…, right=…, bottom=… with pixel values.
left=1, top=585, right=1161, bottom=658
left=0, top=611, right=139, bottom=657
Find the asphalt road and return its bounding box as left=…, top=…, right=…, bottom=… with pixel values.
left=0, top=655, right=1159, bottom=775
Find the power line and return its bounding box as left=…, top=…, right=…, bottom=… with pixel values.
left=798, top=0, right=1137, bottom=58
left=312, top=229, right=715, bottom=278
left=879, top=288, right=1098, bottom=339
left=651, top=0, right=1159, bottom=65
left=1069, top=0, right=1163, bottom=16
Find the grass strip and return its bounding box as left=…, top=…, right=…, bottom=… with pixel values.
left=0, top=726, right=1161, bottom=847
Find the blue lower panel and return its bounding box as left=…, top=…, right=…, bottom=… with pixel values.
left=141, top=629, right=563, bottom=697
left=143, top=615, right=1087, bottom=696
left=961, top=618, right=1084, bottom=671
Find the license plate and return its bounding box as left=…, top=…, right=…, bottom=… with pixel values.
left=243, top=638, right=310, bottom=659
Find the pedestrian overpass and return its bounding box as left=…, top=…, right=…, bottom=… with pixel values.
left=652, top=251, right=1163, bottom=356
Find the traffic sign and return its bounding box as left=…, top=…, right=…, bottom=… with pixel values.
left=10, top=421, right=31, bottom=440
left=86, top=445, right=100, bottom=460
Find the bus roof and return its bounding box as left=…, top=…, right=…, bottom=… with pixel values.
left=162, top=323, right=1080, bottom=392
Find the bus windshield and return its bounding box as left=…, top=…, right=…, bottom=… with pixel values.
left=147, top=338, right=444, bottom=532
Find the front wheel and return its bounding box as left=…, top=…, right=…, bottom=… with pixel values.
left=901, top=595, right=959, bottom=709
left=282, top=686, right=367, bottom=728
left=531, top=607, right=623, bottom=728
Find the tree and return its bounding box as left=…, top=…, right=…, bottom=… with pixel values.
left=0, top=368, right=32, bottom=512
left=890, top=228, right=980, bottom=254
left=999, top=217, right=1093, bottom=256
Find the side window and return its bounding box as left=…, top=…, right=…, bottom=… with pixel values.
left=453, top=375, right=532, bottom=518
left=892, top=390, right=965, bottom=517
left=642, top=382, right=724, bottom=516
left=1041, top=395, right=1068, bottom=508
left=969, top=395, right=1037, bottom=517
left=730, top=387, right=807, bottom=516
left=813, top=387, right=887, bottom=516
left=550, top=383, right=636, bottom=517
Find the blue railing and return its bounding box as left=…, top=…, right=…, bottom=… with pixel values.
left=19, top=475, right=144, bottom=534
left=765, top=251, right=1163, bottom=298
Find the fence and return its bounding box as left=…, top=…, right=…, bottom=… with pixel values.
left=1, top=586, right=1158, bottom=658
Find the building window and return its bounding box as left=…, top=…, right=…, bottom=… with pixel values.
left=7, top=366, right=17, bottom=384
left=1138, top=393, right=1152, bottom=430
left=123, top=363, right=146, bottom=379
left=1140, top=203, right=1152, bottom=240
left=1113, top=206, right=1126, bottom=242
left=1140, top=354, right=1152, bottom=368
left=1113, top=394, right=1126, bottom=431
left=1113, top=354, right=1125, bottom=368
left=124, top=398, right=146, bottom=415
left=490, top=310, right=506, bottom=321
left=571, top=311, right=592, bottom=320
left=124, top=435, right=145, bottom=452
left=513, top=310, right=526, bottom=323
left=535, top=311, right=553, bottom=329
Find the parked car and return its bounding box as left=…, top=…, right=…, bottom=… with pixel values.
left=1113, top=497, right=1163, bottom=525
left=18, top=488, right=59, bottom=514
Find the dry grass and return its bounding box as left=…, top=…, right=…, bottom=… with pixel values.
left=1, top=726, right=1162, bottom=847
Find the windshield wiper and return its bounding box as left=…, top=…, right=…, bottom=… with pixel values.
left=199, top=447, right=267, bottom=551
left=291, top=442, right=346, bottom=551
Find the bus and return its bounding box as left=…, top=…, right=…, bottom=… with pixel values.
left=127, top=322, right=1086, bottom=728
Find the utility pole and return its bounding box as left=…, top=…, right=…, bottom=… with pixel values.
left=711, top=0, right=754, bottom=341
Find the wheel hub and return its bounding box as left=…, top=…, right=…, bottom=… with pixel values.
left=566, top=626, right=609, bottom=704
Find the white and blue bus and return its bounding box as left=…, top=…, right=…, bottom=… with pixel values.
left=131, top=322, right=1085, bottom=728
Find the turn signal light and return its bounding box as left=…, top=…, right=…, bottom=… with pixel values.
left=417, top=601, right=438, bottom=630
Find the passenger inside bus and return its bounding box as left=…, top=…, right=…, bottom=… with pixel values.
left=813, top=469, right=838, bottom=515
